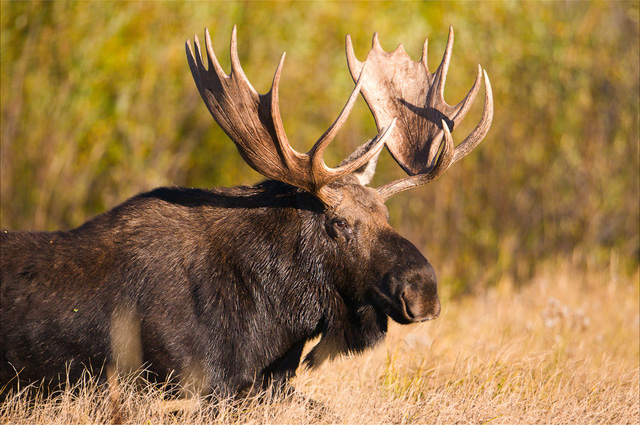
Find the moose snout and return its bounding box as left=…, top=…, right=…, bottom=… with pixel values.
left=373, top=230, right=442, bottom=324
left=397, top=261, right=440, bottom=322
left=377, top=260, right=441, bottom=324
left=401, top=286, right=441, bottom=322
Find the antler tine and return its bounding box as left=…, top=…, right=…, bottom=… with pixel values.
left=451, top=70, right=493, bottom=164
left=420, top=36, right=429, bottom=72
left=425, top=27, right=485, bottom=166
left=372, top=32, right=382, bottom=50
left=187, top=27, right=396, bottom=207
left=345, top=34, right=362, bottom=87
left=204, top=28, right=227, bottom=79
left=426, top=62, right=483, bottom=167
left=269, top=52, right=304, bottom=172
left=309, top=64, right=366, bottom=176
left=229, top=25, right=241, bottom=75
left=432, top=26, right=454, bottom=104
left=186, top=35, right=204, bottom=93
left=345, top=27, right=493, bottom=200
left=450, top=65, right=483, bottom=126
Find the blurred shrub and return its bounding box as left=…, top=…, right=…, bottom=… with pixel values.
left=1, top=1, right=638, bottom=293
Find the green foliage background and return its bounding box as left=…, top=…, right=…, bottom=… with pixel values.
left=1, top=1, right=638, bottom=294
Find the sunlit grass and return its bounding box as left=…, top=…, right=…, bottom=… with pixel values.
left=2, top=258, right=637, bottom=424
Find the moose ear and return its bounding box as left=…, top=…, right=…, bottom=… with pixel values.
left=340, top=138, right=383, bottom=186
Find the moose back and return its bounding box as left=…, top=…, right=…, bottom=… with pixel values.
left=0, top=26, right=492, bottom=398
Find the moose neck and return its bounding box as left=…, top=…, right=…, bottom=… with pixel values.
left=192, top=180, right=390, bottom=369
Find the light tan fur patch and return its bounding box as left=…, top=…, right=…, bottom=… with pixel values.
left=307, top=333, right=347, bottom=367
left=109, top=304, right=143, bottom=375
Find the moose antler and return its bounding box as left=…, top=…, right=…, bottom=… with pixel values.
left=346, top=26, right=493, bottom=200
left=186, top=26, right=396, bottom=206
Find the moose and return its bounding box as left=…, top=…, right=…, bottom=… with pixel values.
left=0, top=26, right=492, bottom=400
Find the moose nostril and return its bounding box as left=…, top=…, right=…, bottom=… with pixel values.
left=401, top=290, right=421, bottom=320
left=400, top=290, right=415, bottom=319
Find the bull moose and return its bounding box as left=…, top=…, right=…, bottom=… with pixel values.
left=0, top=26, right=492, bottom=400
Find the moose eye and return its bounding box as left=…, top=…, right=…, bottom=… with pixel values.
left=325, top=217, right=351, bottom=240
left=333, top=219, right=348, bottom=230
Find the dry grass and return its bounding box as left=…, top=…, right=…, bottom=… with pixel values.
left=2, top=258, right=638, bottom=424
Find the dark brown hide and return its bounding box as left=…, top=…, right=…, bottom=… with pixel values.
left=1, top=177, right=438, bottom=398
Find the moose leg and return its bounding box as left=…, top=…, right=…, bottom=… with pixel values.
left=106, top=365, right=124, bottom=425
left=260, top=341, right=305, bottom=396
left=259, top=341, right=339, bottom=420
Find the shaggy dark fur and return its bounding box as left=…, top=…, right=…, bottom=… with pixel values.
left=1, top=176, right=439, bottom=398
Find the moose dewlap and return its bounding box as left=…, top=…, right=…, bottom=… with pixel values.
left=0, top=26, right=492, bottom=399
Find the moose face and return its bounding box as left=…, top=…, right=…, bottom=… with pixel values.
left=321, top=177, right=440, bottom=325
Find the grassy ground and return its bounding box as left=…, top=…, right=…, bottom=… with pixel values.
left=1, top=258, right=638, bottom=424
